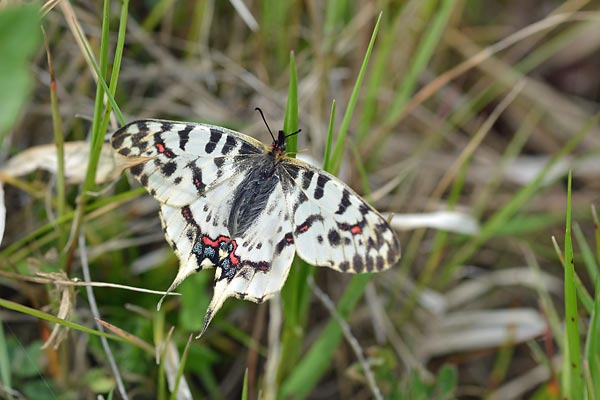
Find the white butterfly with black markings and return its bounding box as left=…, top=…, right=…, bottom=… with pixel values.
left=111, top=111, right=400, bottom=337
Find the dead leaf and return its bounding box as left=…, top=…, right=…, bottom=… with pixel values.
left=0, top=142, right=118, bottom=184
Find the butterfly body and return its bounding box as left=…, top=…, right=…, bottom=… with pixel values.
left=111, top=119, right=400, bottom=336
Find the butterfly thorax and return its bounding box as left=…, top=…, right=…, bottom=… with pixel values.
left=227, top=154, right=281, bottom=237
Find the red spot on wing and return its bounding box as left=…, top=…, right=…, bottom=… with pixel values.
left=156, top=143, right=165, bottom=153
left=181, top=206, right=193, bottom=221
left=350, top=225, right=362, bottom=234
left=202, top=235, right=228, bottom=247
left=299, top=224, right=309, bottom=232
left=228, top=240, right=240, bottom=265
left=286, top=236, right=294, bottom=243
left=201, top=236, right=241, bottom=265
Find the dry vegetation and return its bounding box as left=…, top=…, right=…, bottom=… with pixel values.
left=0, top=0, right=599, bottom=399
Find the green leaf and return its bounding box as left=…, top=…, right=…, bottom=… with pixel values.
left=436, top=365, right=457, bottom=399
left=179, top=272, right=211, bottom=332
left=0, top=4, right=41, bottom=140
left=7, top=338, right=42, bottom=378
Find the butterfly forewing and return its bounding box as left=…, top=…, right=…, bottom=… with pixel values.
left=111, top=120, right=264, bottom=207
left=111, top=118, right=401, bottom=336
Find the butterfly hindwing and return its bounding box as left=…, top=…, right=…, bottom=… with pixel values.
left=281, top=160, right=401, bottom=273
left=200, top=182, right=295, bottom=335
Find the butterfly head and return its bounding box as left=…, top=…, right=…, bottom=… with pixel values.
left=255, top=107, right=300, bottom=156
left=270, top=130, right=287, bottom=154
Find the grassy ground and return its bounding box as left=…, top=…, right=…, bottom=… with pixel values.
left=0, top=1, right=599, bottom=399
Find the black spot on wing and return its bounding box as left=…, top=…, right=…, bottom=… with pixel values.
left=335, top=189, right=352, bottom=214
left=314, top=174, right=330, bottom=200
left=293, top=191, right=309, bottom=213
left=135, top=121, right=149, bottom=132
left=301, top=170, right=313, bottom=190
left=353, top=254, right=365, bottom=273
left=110, top=130, right=126, bottom=149
left=275, top=232, right=294, bottom=254
left=161, top=121, right=173, bottom=131
left=118, top=147, right=131, bottom=156
left=375, top=255, right=385, bottom=271
left=221, top=135, right=237, bottom=155
left=339, top=261, right=350, bottom=272
left=295, top=214, right=324, bottom=235
left=205, top=128, right=222, bottom=154
left=359, top=203, right=371, bottom=215
left=365, top=254, right=374, bottom=271
left=387, top=246, right=398, bottom=264
left=189, top=162, right=205, bottom=192
left=178, top=125, right=193, bottom=150
left=130, top=164, right=144, bottom=176
left=161, top=161, right=177, bottom=177
left=140, top=174, right=148, bottom=186
left=327, top=229, right=341, bottom=246
left=214, top=157, right=225, bottom=168
left=174, top=176, right=182, bottom=185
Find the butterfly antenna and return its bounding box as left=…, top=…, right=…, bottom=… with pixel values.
left=255, top=107, right=276, bottom=143
left=285, top=129, right=301, bottom=139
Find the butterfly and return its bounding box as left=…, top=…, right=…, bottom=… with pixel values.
left=111, top=111, right=401, bottom=337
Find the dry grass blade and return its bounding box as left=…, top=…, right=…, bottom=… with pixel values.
left=79, top=232, right=128, bottom=399
left=308, top=277, right=383, bottom=400
left=402, top=11, right=597, bottom=120
left=95, top=318, right=154, bottom=355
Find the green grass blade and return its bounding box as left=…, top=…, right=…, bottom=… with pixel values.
left=593, top=205, right=600, bottom=267
left=279, top=50, right=311, bottom=379
left=74, top=24, right=124, bottom=126
left=241, top=368, right=248, bottom=400
left=283, top=51, right=298, bottom=154
left=385, top=0, right=454, bottom=125
left=586, top=277, right=600, bottom=399
left=331, top=12, right=382, bottom=174
left=322, top=99, right=336, bottom=172
left=281, top=274, right=372, bottom=397
left=107, top=0, right=129, bottom=126
left=0, top=298, right=124, bottom=343
left=562, top=170, right=583, bottom=399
